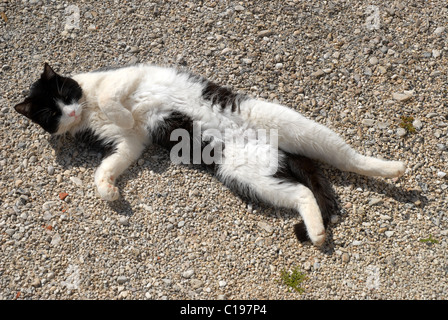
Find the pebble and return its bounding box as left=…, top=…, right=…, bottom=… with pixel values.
left=31, top=278, right=41, bottom=288
left=412, top=119, right=423, bottom=130
left=47, top=165, right=55, bottom=175
left=392, top=91, right=413, bottom=102
left=396, top=128, right=407, bottom=137
left=368, top=198, right=383, bottom=206
left=117, top=276, right=128, bottom=284
left=70, top=177, right=83, bottom=186
left=369, top=57, right=379, bottom=65
left=434, top=26, right=445, bottom=35
left=437, top=171, right=446, bottom=178
left=385, top=231, right=394, bottom=238
left=118, top=217, right=129, bottom=226
left=311, top=69, right=325, bottom=78
left=362, top=119, right=375, bottom=127
left=234, top=5, right=245, bottom=12
left=182, top=269, right=195, bottom=279
left=50, top=233, right=62, bottom=246
left=258, top=221, right=273, bottom=233
left=190, top=279, right=203, bottom=289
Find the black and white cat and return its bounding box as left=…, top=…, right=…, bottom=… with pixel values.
left=14, top=63, right=405, bottom=247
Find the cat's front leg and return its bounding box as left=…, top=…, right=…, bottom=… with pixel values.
left=98, top=90, right=135, bottom=129
left=94, top=137, right=145, bottom=201
left=101, top=102, right=135, bottom=129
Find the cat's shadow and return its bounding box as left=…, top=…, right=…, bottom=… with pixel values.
left=49, top=135, right=427, bottom=254
left=49, top=134, right=171, bottom=217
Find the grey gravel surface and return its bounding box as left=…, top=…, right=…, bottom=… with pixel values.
left=1, top=0, right=447, bottom=300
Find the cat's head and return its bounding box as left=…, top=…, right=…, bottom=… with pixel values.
left=14, top=63, right=83, bottom=135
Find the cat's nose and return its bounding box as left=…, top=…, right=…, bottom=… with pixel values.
left=69, top=110, right=76, bottom=117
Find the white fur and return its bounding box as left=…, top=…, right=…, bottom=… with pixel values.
left=53, top=64, right=405, bottom=246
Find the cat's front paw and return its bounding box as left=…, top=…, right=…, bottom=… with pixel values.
left=96, top=179, right=120, bottom=201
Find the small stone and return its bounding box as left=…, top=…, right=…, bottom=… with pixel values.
left=118, top=216, right=129, bottom=226
left=70, top=177, right=82, bottom=186
left=396, top=128, right=407, bottom=137
left=437, top=171, right=446, bottom=178
left=219, top=280, right=227, bottom=287
left=330, top=215, right=339, bottom=224
left=303, top=261, right=311, bottom=271
left=242, top=58, right=252, bottom=65
left=257, top=30, right=273, bottom=37
left=50, top=233, right=61, bottom=246
left=342, top=253, right=350, bottom=263
left=412, top=119, right=423, bottom=130
left=392, top=92, right=413, bottom=102
left=190, top=279, right=203, bottom=289
left=59, top=192, right=68, bottom=200
left=42, top=212, right=52, bottom=221
left=385, top=231, right=394, bottom=237
left=332, top=51, right=340, bottom=59
left=117, top=276, right=128, bottom=284
left=378, top=66, right=387, bottom=74
left=275, top=63, right=283, bottom=69
left=432, top=49, right=441, bottom=58
left=234, top=5, right=245, bottom=11
left=128, top=46, right=140, bottom=53
left=368, top=198, right=383, bottom=206
left=221, top=48, right=231, bottom=55
left=311, top=69, right=325, bottom=78
left=258, top=221, right=273, bottom=233
left=177, top=220, right=185, bottom=228
left=87, top=24, right=96, bottom=31
left=47, top=165, right=55, bottom=175
left=364, top=67, right=372, bottom=76
left=31, top=278, right=41, bottom=288
left=362, top=119, right=375, bottom=127
left=434, top=26, right=445, bottom=35
left=369, top=56, right=379, bottom=65
left=182, top=269, right=195, bottom=279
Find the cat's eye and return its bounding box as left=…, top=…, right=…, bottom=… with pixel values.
left=52, top=111, right=58, bottom=116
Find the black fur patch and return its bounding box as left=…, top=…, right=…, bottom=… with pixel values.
left=151, top=111, right=222, bottom=170
left=274, top=152, right=339, bottom=243
left=74, top=128, right=117, bottom=158
left=202, top=80, right=245, bottom=113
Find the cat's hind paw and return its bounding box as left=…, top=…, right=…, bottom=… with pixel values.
left=97, top=180, right=120, bottom=201
left=380, top=160, right=406, bottom=178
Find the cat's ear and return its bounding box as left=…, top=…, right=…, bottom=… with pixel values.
left=14, top=100, right=32, bottom=119
left=42, top=63, right=57, bottom=80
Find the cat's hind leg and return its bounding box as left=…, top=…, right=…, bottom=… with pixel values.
left=216, top=138, right=326, bottom=246
left=240, top=99, right=405, bottom=178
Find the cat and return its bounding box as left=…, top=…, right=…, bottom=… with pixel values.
left=14, top=63, right=406, bottom=247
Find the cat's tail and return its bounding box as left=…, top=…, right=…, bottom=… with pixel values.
left=280, top=153, right=339, bottom=243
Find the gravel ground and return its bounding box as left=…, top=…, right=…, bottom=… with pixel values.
left=1, top=0, right=447, bottom=300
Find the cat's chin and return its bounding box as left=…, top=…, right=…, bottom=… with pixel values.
left=55, top=114, right=82, bottom=135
